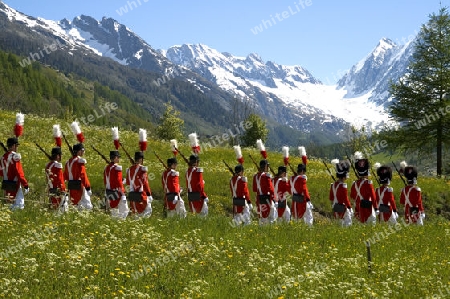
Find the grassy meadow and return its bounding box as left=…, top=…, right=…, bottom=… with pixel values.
left=0, top=110, right=450, bottom=298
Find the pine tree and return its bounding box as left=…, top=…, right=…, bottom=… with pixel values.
left=388, top=7, right=450, bottom=175
left=156, top=102, right=185, bottom=141
left=240, top=113, right=269, bottom=147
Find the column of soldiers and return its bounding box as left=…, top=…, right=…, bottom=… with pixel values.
left=328, top=152, right=425, bottom=226
left=1, top=128, right=425, bottom=225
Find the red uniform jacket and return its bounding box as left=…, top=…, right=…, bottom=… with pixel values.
left=350, top=179, right=377, bottom=223
left=46, top=160, right=66, bottom=208
left=253, top=172, right=275, bottom=218
left=162, top=169, right=180, bottom=210
left=329, top=181, right=351, bottom=219
left=126, top=164, right=152, bottom=214
left=375, top=186, right=397, bottom=222
left=230, top=175, right=251, bottom=214
left=289, top=174, right=310, bottom=219
left=186, top=166, right=207, bottom=213
left=64, top=156, right=90, bottom=205
left=400, top=185, right=424, bottom=223
left=273, top=177, right=290, bottom=217
left=104, top=162, right=125, bottom=209
left=1, top=151, right=28, bottom=197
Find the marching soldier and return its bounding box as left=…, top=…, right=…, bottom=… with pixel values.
left=350, top=152, right=377, bottom=224
left=186, top=154, right=208, bottom=216
left=64, top=143, right=93, bottom=210
left=273, top=166, right=290, bottom=222
left=104, top=150, right=129, bottom=219
left=126, top=151, right=153, bottom=218
left=400, top=163, right=424, bottom=225
left=289, top=163, right=313, bottom=225
left=329, top=159, right=353, bottom=227
left=230, top=164, right=252, bottom=226
left=252, top=159, right=275, bottom=225
left=1, top=137, right=29, bottom=209
left=375, top=165, right=398, bottom=224
left=162, top=158, right=186, bottom=218
left=46, top=147, right=67, bottom=212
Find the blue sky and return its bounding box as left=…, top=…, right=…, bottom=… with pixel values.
left=3, top=0, right=447, bottom=83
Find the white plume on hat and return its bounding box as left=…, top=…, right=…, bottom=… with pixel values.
left=53, top=124, right=61, bottom=138
left=14, top=113, right=25, bottom=138
left=111, top=127, right=120, bottom=149
left=70, top=121, right=84, bottom=143
left=353, top=151, right=363, bottom=160
left=139, top=128, right=147, bottom=151
left=256, top=139, right=265, bottom=152
left=170, top=139, right=178, bottom=151
left=374, top=162, right=381, bottom=169
left=331, top=159, right=340, bottom=165
left=298, top=146, right=306, bottom=156
left=188, top=133, right=199, bottom=147
left=400, top=161, right=407, bottom=169
left=282, top=146, right=289, bottom=158
left=234, top=145, right=244, bottom=164
left=53, top=124, right=62, bottom=147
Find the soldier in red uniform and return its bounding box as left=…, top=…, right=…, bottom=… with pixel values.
left=289, top=164, right=313, bottom=224
left=375, top=165, right=398, bottom=224
left=126, top=151, right=153, bottom=218
left=273, top=166, right=290, bottom=222
left=1, top=137, right=29, bottom=209
left=45, top=147, right=67, bottom=211
left=400, top=165, right=424, bottom=225
left=104, top=150, right=129, bottom=219
left=162, top=158, right=186, bottom=218
left=230, top=164, right=252, bottom=226
left=253, top=159, right=275, bottom=225
left=329, top=159, right=353, bottom=227
left=64, top=143, right=92, bottom=210
left=350, top=154, right=378, bottom=224
left=186, top=155, right=208, bottom=216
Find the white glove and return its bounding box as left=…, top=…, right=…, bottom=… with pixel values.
left=248, top=204, right=253, bottom=211
left=179, top=188, right=183, bottom=194
left=122, top=179, right=126, bottom=185
left=375, top=209, right=380, bottom=215
left=273, top=201, right=278, bottom=208
left=87, top=189, right=92, bottom=196
left=307, top=201, right=314, bottom=210
left=204, top=197, right=209, bottom=203
left=148, top=196, right=154, bottom=203
left=349, top=208, right=354, bottom=215
left=421, top=213, right=425, bottom=219
left=121, top=195, right=127, bottom=201
left=173, top=196, right=179, bottom=205
left=24, top=187, right=29, bottom=195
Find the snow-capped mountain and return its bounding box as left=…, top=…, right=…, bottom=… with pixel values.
left=337, top=37, right=415, bottom=108
left=163, top=43, right=400, bottom=130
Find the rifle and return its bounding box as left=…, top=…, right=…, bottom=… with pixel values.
left=371, top=165, right=381, bottom=186
left=248, top=154, right=260, bottom=171
left=0, top=142, right=7, bottom=152
left=174, top=146, right=189, bottom=164
left=223, top=160, right=235, bottom=175
left=34, top=142, right=52, bottom=160
left=322, top=160, right=336, bottom=182
left=119, top=142, right=134, bottom=165
left=346, top=151, right=359, bottom=179
left=90, top=145, right=109, bottom=164
left=287, top=162, right=298, bottom=176
left=62, top=133, right=74, bottom=156
left=153, top=150, right=169, bottom=170
left=391, top=161, right=407, bottom=186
